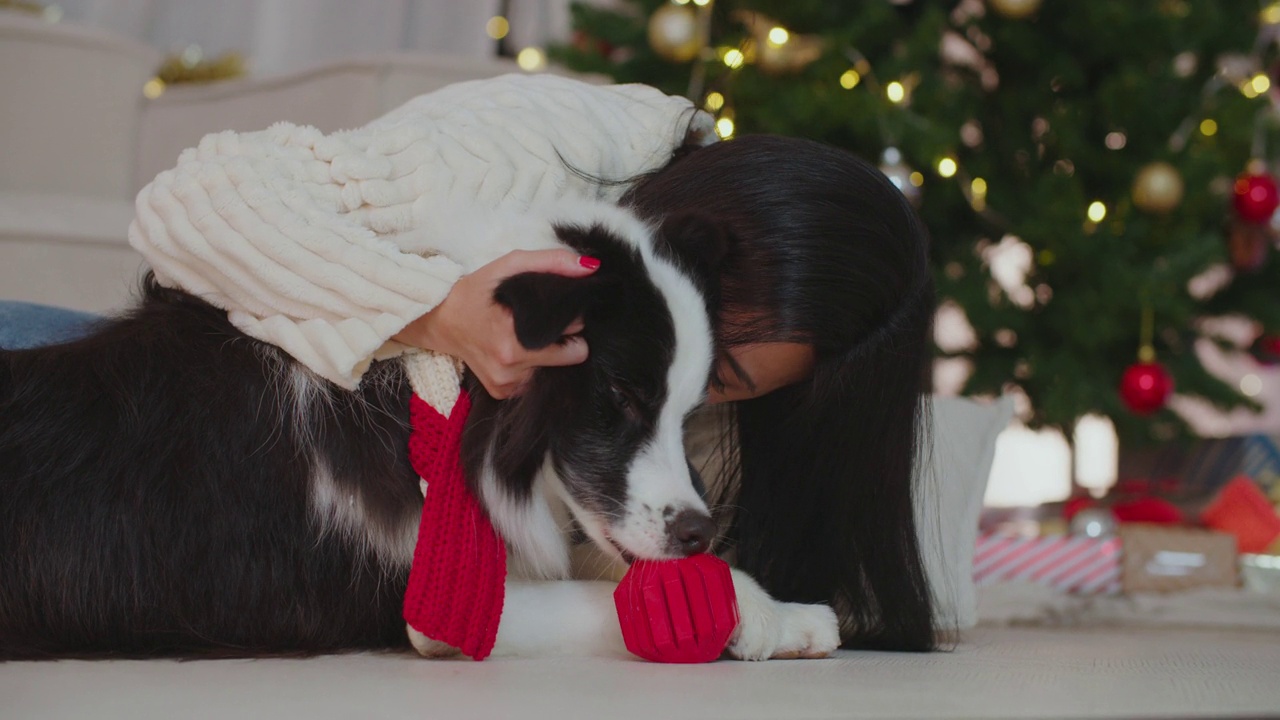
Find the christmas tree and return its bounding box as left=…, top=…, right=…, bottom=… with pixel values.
left=551, top=0, right=1280, bottom=445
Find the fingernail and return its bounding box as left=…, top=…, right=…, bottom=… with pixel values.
left=578, top=256, right=601, bottom=270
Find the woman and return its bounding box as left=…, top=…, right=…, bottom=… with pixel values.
left=624, top=136, right=937, bottom=652
left=5, top=76, right=937, bottom=652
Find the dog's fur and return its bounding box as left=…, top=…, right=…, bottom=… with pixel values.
left=0, top=198, right=839, bottom=661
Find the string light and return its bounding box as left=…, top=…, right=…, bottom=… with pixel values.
left=886, top=81, right=906, bottom=103
left=1264, top=2, right=1280, bottom=24
left=767, top=27, right=790, bottom=46
left=672, top=0, right=692, bottom=4
left=1241, top=73, right=1270, bottom=98
left=909, top=171, right=924, bottom=187
left=970, top=177, right=988, bottom=211
left=716, top=117, right=736, bottom=138
left=722, top=48, right=745, bottom=69
left=142, top=77, right=165, bottom=99
left=704, top=92, right=725, bottom=111
left=1087, top=201, right=1107, bottom=222
left=1241, top=374, right=1263, bottom=396
left=1200, top=118, right=1218, bottom=136
left=936, top=157, right=957, bottom=178
left=516, top=47, right=547, bottom=72
left=486, top=16, right=510, bottom=40
left=691, top=0, right=711, bottom=6
left=839, top=69, right=861, bottom=89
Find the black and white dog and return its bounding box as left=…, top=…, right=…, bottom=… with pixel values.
left=0, top=197, right=838, bottom=661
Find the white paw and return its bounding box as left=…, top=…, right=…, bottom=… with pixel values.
left=726, top=570, right=840, bottom=661
left=406, top=624, right=461, bottom=658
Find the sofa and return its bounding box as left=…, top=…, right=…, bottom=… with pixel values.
left=0, top=12, right=534, bottom=313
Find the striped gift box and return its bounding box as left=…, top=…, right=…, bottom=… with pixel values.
left=973, top=533, right=1122, bottom=595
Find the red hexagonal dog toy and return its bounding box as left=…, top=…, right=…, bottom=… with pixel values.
left=613, top=554, right=740, bottom=663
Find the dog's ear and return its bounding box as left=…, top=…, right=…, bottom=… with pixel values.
left=650, top=212, right=732, bottom=318
left=652, top=212, right=731, bottom=289
left=493, top=272, right=595, bottom=350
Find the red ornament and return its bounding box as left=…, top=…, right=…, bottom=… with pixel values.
left=1252, top=334, right=1280, bottom=366
left=1232, top=170, right=1280, bottom=224
left=1119, top=361, right=1174, bottom=415
left=614, top=554, right=739, bottom=663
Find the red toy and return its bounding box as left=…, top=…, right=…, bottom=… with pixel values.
left=613, top=554, right=740, bottom=663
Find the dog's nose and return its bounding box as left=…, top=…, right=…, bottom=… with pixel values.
left=669, top=509, right=716, bottom=556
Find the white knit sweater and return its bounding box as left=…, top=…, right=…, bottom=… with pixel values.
left=129, top=74, right=713, bottom=389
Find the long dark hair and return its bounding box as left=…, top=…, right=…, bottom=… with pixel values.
left=623, top=135, right=938, bottom=651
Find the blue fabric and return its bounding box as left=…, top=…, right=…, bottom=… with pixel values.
left=0, top=301, right=102, bottom=349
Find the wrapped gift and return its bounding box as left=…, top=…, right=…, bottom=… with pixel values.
left=973, top=533, right=1121, bottom=595
left=1119, top=434, right=1280, bottom=503
left=1241, top=554, right=1280, bottom=594
left=1119, top=524, right=1238, bottom=593
left=1200, top=476, right=1280, bottom=553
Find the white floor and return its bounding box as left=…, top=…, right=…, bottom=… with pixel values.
left=5, top=626, right=1279, bottom=719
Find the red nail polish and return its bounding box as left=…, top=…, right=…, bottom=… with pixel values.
left=579, top=256, right=601, bottom=270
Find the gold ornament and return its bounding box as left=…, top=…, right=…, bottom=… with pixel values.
left=1132, top=161, right=1185, bottom=214
left=988, top=0, right=1042, bottom=19
left=647, top=4, right=701, bottom=63
left=156, top=50, right=247, bottom=85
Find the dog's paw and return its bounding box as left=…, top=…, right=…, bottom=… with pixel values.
left=406, top=624, right=461, bottom=658
left=726, top=569, right=840, bottom=661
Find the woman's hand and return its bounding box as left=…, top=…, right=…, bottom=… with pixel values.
left=394, top=249, right=600, bottom=399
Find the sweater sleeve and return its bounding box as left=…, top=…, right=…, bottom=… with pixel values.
left=128, top=74, right=714, bottom=389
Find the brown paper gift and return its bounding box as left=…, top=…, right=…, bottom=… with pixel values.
left=1119, top=524, right=1238, bottom=593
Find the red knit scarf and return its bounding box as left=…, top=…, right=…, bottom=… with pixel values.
left=403, top=389, right=507, bottom=660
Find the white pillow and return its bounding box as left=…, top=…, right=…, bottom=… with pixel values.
left=916, top=395, right=1015, bottom=630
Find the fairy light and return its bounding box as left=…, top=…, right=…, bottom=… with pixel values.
left=516, top=47, right=547, bottom=72
left=672, top=0, right=692, bottom=4
left=1241, top=73, right=1270, bottom=98
left=704, top=91, right=725, bottom=111
left=486, top=16, right=510, bottom=39
left=1200, top=118, right=1218, bottom=136
left=1241, top=374, right=1263, bottom=397
left=839, top=69, right=861, bottom=89
left=716, top=117, right=736, bottom=138
left=767, top=27, right=790, bottom=46
left=723, top=48, right=745, bottom=69
left=886, top=81, right=906, bottom=103
left=970, top=177, right=988, bottom=211
left=1087, top=201, right=1107, bottom=222
left=1264, top=2, right=1280, bottom=23
left=691, top=0, right=711, bottom=6
left=909, top=172, right=924, bottom=187
left=936, top=157, right=957, bottom=178
left=142, top=77, right=165, bottom=99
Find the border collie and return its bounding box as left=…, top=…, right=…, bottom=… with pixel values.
left=0, top=198, right=838, bottom=661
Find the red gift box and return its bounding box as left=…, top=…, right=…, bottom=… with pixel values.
left=1200, top=475, right=1280, bottom=554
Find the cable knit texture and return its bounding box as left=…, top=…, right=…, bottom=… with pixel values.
left=129, top=73, right=712, bottom=389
